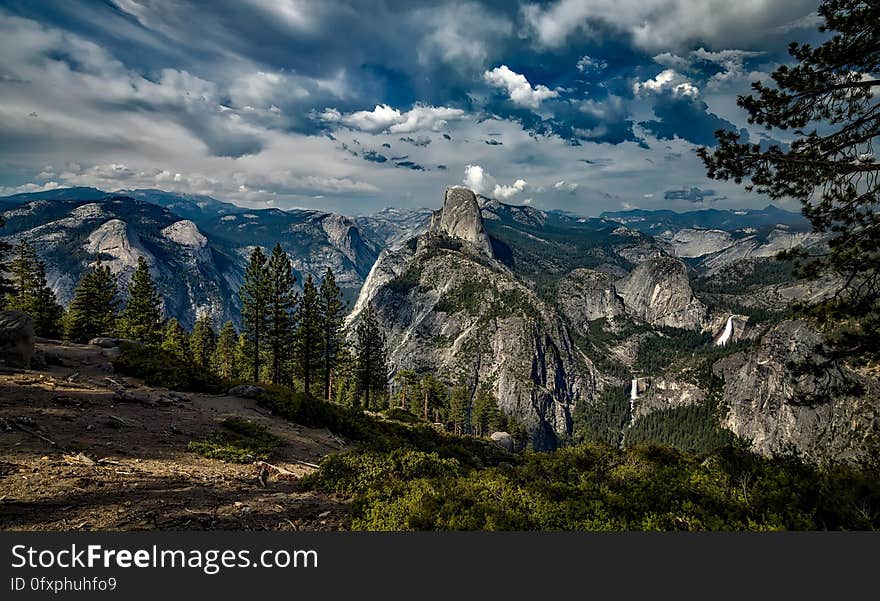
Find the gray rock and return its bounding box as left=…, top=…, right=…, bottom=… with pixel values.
left=89, top=337, right=143, bottom=349
left=427, top=186, right=494, bottom=258
left=348, top=189, right=598, bottom=449
left=227, top=384, right=266, bottom=399
left=489, top=431, right=514, bottom=452
left=714, top=319, right=879, bottom=463
left=556, top=269, right=626, bottom=333
left=616, top=257, right=706, bottom=329
left=0, top=311, right=35, bottom=368
left=30, top=349, right=48, bottom=370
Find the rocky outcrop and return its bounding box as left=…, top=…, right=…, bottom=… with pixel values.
left=350, top=189, right=597, bottom=448
left=615, top=257, right=707, bottom=329
left=714, top=320, right=879, bottom=463
left=427, top=187, right=494, bottom=258
left=556, top=269, right=625, bottom=334
left=668, top=228, right=734, bottom=258
left=0, top=311, right=35, bottom=368
left=631, top=378, right=706, bottom=421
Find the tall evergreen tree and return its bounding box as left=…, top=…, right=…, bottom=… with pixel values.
left=65, top=262, right=118, bottom=343
left=354, top=305, right=388, bottom=410
left=472, top=386, right=502, bottom=437
left=266, top=244, right=297, bottom=385
left=319, top=267, right=347, bottom=400
left=233, top=333, right=252, bottom=381
left=29, top=261, right=64, bottom=339
left=295, top=274, right=322, bottom=395
left=239, top=247, right=270, bottom=383
left=190, top=313, right=217, bottom=369
left=117, top=256, right=163, bottom=345
left=7, top=239, right=38, bottom=312
left=4, top=240, right=64, bottom=338
left=212, top=321, right=238, bottom=380
left=698, top=0, right=880, bottom=361
left=0, top=216, right=13, bottom=305
left=420, top=373, right=447, bottom=422
left=448, top=385, right=471, bottom=435
left=161, top=318, right=189, bottom=359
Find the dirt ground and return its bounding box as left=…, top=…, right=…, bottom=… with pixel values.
left=0, top=340, right=350, bottom=531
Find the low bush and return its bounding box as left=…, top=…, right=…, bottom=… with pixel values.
left=113, top=343, right=226, bottom=393
left=188, top=417, right=280, bottom=463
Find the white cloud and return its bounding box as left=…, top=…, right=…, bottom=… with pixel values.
left=576, top=55, right=607, bottom=73
left=494, top=178, right=527, bottom=199
left=320, top=104, right=466, bottom=133
left=462, top=164, right=527, bottom=200
left=463, top=164, right=492, bottom=195
left=523, top=0, right=816, bottom=52
left=483, top=65, right=558, bottom=109
left=633, top=69, right=699, bottom=98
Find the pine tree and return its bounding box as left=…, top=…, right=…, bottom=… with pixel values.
left=319, top=268, right=347, bottom=400
left=354, top=305, right=388, bottom=410
left=448, top=385, right=471, bottom=435
left=29, top=261, right=64, bottom=339
left=266, top=244, right=297, bottom=385
left=420, top=373, right=447, bottom=422
left=212, top=321, right=238, bottom=380
left=161, top=318, right=189, bottom=359
left=294, top=274, right=322, bottom=396
left=4, top=240, right=64, bottom=338
left=190, top=313, right=217, bottom=369
left=117, top=256, right=163, bottom=345
left=0, top=216, right=13, bottom=305
left=6, top=239, right=38, bottom=313
left=472, top=385, right=502, bottom=437
left=393, top=369, right=419, bottom=412
left=239, top=247, right=270, bottom=383
left=698, top=0, right=880, bottom=361
left=233, top=333, right=252, bottom=381
left=65, top=262, right=118, bottom=343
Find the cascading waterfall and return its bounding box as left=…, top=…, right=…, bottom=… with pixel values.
left=630, top=378, right=638, bottom=400
left=716, top=315, right=734, bottom=346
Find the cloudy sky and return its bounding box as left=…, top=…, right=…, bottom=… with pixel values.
left=0, top=0, right=824, bottom=215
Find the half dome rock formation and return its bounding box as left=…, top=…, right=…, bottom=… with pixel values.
left=615, top=256, right=707, bottom=330
left=427, top=186, right=494, bottom=258
left=349, top=187, right=596, bottom=448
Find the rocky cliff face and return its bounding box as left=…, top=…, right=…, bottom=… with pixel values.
left=427, top=187, right=494, bottom=257
left=713, top=320, right=879, bottom=463
left=1, top=197, right=239, bottom=329
left=556, top=269, right=626, bottom=334
left=350, top=187, right=597, bottom=448
left=615, top=257, right=707, bottom=329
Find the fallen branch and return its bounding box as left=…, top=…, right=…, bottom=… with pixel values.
left=12, top=421, right=57, bottom=447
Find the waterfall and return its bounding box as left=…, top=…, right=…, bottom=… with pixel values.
left=715, top=315, right=734, bottom=346
left=630, top=378, right=638, bottom=400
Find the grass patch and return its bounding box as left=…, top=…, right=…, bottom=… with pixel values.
left=188, top=417, right=280, bottom=463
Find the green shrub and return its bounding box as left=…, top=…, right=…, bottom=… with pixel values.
left=188, top=417, right=280, bottom=463
left=113, top=342, right=226, bottom=393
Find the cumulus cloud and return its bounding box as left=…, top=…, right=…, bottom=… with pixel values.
left=483, top=65, right=558, bottom=109
left=653, top=48, right=764, bottom=89
left=462, top=164, right=527, bottom=200
left=523, top=0, right=816, bottom=51
left=320, top=104, right=466, bottom=133
left=633, top=69, right=699, bottom=98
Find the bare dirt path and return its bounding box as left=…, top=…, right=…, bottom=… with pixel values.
left=0, top=341, right=349, bottom=531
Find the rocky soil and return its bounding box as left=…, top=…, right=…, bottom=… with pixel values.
left=0, top=340, right=348, bottom=531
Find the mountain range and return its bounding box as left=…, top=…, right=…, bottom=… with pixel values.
left=2, top=185, right=875, bottom=460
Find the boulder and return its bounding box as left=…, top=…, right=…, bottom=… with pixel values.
left=89, top=337, right=143, bottom=349
left=227, top=384, right=266, bottom=399
left=489, top=431, right=514, bottom=452
left=0, top=311, right=35, bottom=368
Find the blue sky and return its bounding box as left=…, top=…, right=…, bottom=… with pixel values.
left=0, top=1, right=824, bottom=214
